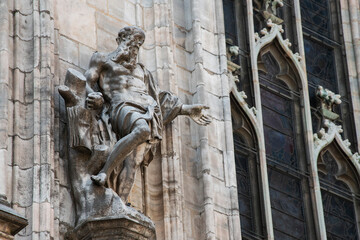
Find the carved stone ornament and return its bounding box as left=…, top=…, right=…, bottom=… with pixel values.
left=313, top=86, right=360, bottom=169
left=253, top=0, right=284, bottom=25
left=316, top=85, right=342, bottom=121
left=59, top=26, right=211, bottom=239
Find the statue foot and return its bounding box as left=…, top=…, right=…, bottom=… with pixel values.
left=91, top=173, right=107, bottom=186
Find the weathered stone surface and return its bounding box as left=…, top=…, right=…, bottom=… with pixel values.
left=108, top=0, right=136, bottom=25
left=69, top=217, right=156, bottom=240
left=0, top=201, right=28, bottom=239
left=55, top=0, right=96, bottom=48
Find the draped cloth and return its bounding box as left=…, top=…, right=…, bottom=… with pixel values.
left=109, top=64, right=183, bottom=145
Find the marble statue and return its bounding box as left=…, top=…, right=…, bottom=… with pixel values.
left=58, top=26, right=211, bottom=239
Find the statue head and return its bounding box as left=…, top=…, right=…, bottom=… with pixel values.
left=116, top=26, right=145, bottom=49
left=112, top=26, right=145, bottom=68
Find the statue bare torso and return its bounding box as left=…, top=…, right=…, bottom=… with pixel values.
left=98, top=57, right=156, bottom=108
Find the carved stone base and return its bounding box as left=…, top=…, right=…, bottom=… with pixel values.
left=70, top=217, right=156, bottom=240
left=0, top=200, right=28, bottom=239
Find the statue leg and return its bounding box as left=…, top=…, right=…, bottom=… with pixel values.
left=117, top=142, right=150, bottom=202
left=91, top=119, right=151, bottom=185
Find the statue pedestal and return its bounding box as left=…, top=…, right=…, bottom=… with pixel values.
left=0, top=200, right=28, bottom=240
left=71, top=217, right=156, bottom=240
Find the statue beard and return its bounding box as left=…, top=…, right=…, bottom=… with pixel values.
left=111, top=45, right=137, bottom=70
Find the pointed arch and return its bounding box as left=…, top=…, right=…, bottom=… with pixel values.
left=314, top=121, right=360, bottom=179
left=255, top=23, right=320, bottom=238
left=313, top=121, right=360, bottom=238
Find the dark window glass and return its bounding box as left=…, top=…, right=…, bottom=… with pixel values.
left=304, top=39, right=337, bottom=92
left=232, top=98, right=265, bottom=239
left=223, top=0, right=238, bottom=45
left=223, top=0, right=254, bottom=106
left=319, top=151, right=358, bottom=239
left=301, top=0, right=331, bottom=37
left=301, top=0, right=357, bottom=150
left=234, top=134, right=254, bottom=232
left=260, top=52, right=308, bottom=239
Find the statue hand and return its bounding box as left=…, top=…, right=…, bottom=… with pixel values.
left=183, top=104, right=212, bottom=126
left=86, top=92, right=104, bottom=110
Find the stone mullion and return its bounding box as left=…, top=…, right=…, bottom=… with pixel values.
left=246, top=0, right=274, bottom=239
left=293, top=1, right=330, bottom=239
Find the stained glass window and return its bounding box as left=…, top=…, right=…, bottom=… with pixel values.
left=301, top=0, right=331, bottom=37
left=319, top=151, right=359, bottom=239
left=223, top=0, right=254, bottom=106
left=260, top=52, right=311, bottom=239
left=223, top=0, right=238, bottom=46
left=232, top=98, right=265, bottom=239
left=301, top=0, right=357, bottom=150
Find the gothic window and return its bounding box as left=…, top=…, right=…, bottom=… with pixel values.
left=318, top=148, right=360, bottom=239
left=259, top=51, right=315, bottom=239
left=231, top=96, right=265, bottom=239
left=300, top=0, right=357, bottom=151
left=223, top=0, right=254, bottom=106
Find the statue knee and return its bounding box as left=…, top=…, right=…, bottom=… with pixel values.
left=133, top=122, right=151, bottom=141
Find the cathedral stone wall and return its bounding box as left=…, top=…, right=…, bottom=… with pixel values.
left=2, top=0, right=360, bottom=240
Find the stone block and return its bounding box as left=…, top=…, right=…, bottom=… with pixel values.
left=184, top=175, right=202, bottom=204
left=13, top=102, right=35, bottom=139
left=13, top=136, right=34, bottom=169
left=214, top=211, right=230, bottom=240
left=143, top=7, right=155, bottom=31
left=209, top=146, right=224, bottom=180
left=142, top=29, right=155, bottom=49
left=176, top=66, right=191, bottom=92
left=207, top=119, right=225, bottom=151
left=55, top=0, right=96, bottom=48
left=173, top=26, right=186, bottom=48
left=203, top=73, right=222, bottom=97
left=59, top=186, right=75, bottom=226
left=14, top=12, right=33, bottom=41
left=141, top=0, right=153, bottom=8
left=139, top=48, right=156, bottom=72
left=87, top=0, right=108, bottom=12
left=70, top=217, right=156, bottom=240
left=12, top=166, right=33, bottom=207
left=95, top=12, right=127, bottom=37
left=96, top=28, right=117, bottom=52
left=14, top=0, right=33, bottom=15
left=14, top=38, right=35, bottom=72
left=199, top=0, right=216, bottom=32
left=108, top=0, right=136, bottom=25
left=173, top=0, right=186, bottom=28
left=201, top=28, right=218, bottom=55
left=203, top=50, right=220, bottom=74
left=59, top=35, right=79, bottom=65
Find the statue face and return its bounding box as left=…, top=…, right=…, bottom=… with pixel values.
left=112, top=27, right=145, bottom=67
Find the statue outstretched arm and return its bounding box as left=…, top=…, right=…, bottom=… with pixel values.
left=180, top=104, right=212, bottom=126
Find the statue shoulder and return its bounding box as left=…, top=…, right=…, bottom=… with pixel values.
left=89, top=52, right=107, bottom=67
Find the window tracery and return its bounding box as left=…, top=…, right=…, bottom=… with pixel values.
left=231, top=97, right=265, bottom=239
left=318, top=148, right=360, bottom=239
left=301, top=0, right=357, bottom=151
left=259, top=50, right=314, bottom=239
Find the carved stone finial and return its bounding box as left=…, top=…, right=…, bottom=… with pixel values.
left=316, top=85, right=342, bottom=121
left=253, top=0, right=284, bottom=25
